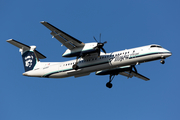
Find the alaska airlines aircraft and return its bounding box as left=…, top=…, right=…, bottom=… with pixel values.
left=7, top=21, right=172, bottom=88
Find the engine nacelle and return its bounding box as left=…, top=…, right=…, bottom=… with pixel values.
left=62, top=42, right=98, bottom=57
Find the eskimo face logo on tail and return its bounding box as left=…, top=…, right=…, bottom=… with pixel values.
left=22, top=51, right=36, bottom=72
left=25, top=55, right=34, bottom=67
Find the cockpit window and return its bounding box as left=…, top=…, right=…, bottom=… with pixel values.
left=150, top=45, right=156, bottom=48
left=150, top=45, right=162, bottom=48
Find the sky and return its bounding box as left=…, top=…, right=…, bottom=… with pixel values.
left=1, top=0, right=179, bottom=120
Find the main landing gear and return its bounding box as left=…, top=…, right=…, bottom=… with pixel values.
left=106, top=74, right=115, bottom=88
left=72, top=56, right=80, bottom=70
left=72, top=64, right=79, bottom=70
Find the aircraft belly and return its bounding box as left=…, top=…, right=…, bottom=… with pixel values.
left=48, top=72, right=68, bottom=78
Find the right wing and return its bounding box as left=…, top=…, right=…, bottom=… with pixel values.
left=41, top=21, right=85, bottom=50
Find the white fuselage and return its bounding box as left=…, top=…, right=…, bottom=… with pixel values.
left=23, top=44, right=172, bottom=78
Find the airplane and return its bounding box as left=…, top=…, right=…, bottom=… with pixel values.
left=7, top=21, right=172, bottom=88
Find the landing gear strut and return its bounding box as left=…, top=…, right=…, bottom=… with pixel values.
left=72, top=56, right=80, bottom=70
left=106, top=74, right=115, bottom=88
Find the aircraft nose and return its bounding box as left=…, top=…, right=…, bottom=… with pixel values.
left=169, top=52, right=172, bottom=57
left=169, top=52, right=172, bottom=56
left=167, top=49, right=172, bottom=55
left=165, top=50, right=172, bottom=57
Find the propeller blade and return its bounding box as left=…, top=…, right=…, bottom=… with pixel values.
left=103, top=41, right=107, bottom=44
left=98, top=49, right=101, bottom=57
left=93, top=36, right=98, bottom=42
left=99, top=33, right=101, bottom=43
left=101, top=47, right=106, bottom=54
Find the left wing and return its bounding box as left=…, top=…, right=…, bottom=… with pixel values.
left=96, top=65, right=150, bottom=81
left=41, top=21, right=85, bottom=50
left=119, top=71, right=150, bottom=81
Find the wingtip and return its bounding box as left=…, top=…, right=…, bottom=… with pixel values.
left=40, top=21, right=47, bottom=24
left=6, top=39, right=14, bottom=42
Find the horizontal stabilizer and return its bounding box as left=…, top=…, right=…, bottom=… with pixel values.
left=7, top=39, right=46, bottom=59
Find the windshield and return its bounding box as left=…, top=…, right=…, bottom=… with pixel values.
left=150, top=45, right=162, bottom=48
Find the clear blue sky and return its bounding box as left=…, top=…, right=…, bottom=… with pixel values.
left=1, top=0, right=179, bottom=120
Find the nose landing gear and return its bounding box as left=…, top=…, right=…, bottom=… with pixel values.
left=160, top=59, right=165, bottom=64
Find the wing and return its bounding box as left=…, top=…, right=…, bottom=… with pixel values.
left=119, top=70, right=150, bottom=81
left=41, top=21, right=85, bottom=50
left=96, top=65, right=150, bottom=81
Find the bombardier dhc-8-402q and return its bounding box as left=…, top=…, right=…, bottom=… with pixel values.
left=7, top=21, right=172, bottom=88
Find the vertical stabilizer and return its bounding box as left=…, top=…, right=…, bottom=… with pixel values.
left=21, top=48, right=37, bottom=72
left=7, top=39, right=46, bottom=72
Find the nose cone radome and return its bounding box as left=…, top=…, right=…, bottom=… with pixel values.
left=164, top=50, right=172, bottom=58
left=169, top=52, right=172, bottom=57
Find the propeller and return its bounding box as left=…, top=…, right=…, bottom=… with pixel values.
left=93, top=33, right=107, bottom=56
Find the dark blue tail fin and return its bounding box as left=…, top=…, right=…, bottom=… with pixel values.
left=22, top=50, right=37, bottom=72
